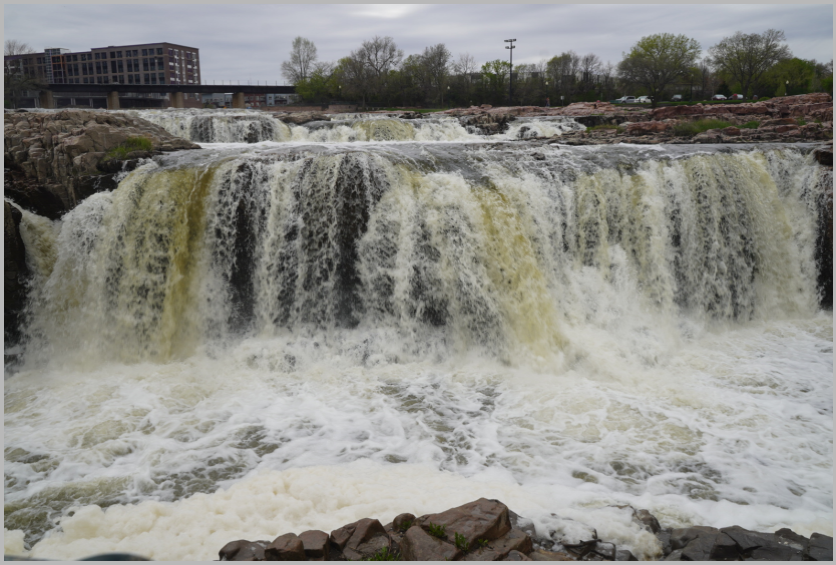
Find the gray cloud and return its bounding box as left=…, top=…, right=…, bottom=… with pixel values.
left=5, top=4, right=832, bottom=84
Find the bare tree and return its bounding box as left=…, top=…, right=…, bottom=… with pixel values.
left=708, top=29, right=791, bottom=98
left=5, top=40, right=35, bottom=57
left=281, top=37, right=318, bottom=84
left=5, top=40, right=40, bottom=108
left=338, top=51, right=373, bottom=109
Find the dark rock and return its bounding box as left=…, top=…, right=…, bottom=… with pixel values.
left=634, top=509, right=661, bottom=534
left=655, top=529, right=672, bottom=556
left=670, top=526, right=719, bottom=551
left=709, top=532, right=739, bottom=560
left=663, top=549, right=684, bottom=561
left=219, top=539, right=270, bottom=561
left=681, top=534, right=718, bottom=560
left=298, top=530, right=330, bottom=559
left=336, top=518, right=391, bottom=560
left=615, top=549, right=637, bottom=561
left=746, top=544, right=803, bottom=560
left=509, top=510, right=538, bottom=540
left=528, top=549, right=578, bottom=561
left=720, top=525, right=774, bottom=552
left=393, top=512, right=416, bottom=533
left=484, top=528, right=534, bottom=560
left=265, top=533, right=306, bottom=561
left=774, top=528, right=809, bottom=553
left=807, top=533, right=833, bottom=561
left=400, top=525, right=461, bottom=561
left=329, top=523, right=356, bottom=550
left=504, top=549, right=534, bottom=560
left=4, top=201, right=29, bottom=347
left=421, top=497, right=512, bottom=548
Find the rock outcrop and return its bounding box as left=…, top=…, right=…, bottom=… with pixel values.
left=4, top=201, right=29, bottom=348
left=217, top=498, right=833, bottom=561
left=4, top=109, right=199, bottom=219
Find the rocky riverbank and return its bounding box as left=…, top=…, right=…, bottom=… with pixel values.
left=218, top=497, right=832, bottom=561
left=3, top=109, right=200, bottom=350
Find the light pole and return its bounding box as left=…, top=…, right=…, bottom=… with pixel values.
left=504, top=39, right=516, bottom=106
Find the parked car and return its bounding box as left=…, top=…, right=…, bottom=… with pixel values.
left=611, top=96, right=636, bottom=104
left=671, top=94, right=683, bottom=101
left=636, top=96, right=652, bottom=103
left=728, top=94, right=744, bottom=100
left=711, top=94, right=727, bottom=100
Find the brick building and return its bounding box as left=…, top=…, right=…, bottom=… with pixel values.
left=5, top=42, right=202, bottom=107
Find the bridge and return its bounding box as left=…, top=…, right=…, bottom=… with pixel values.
left=36, top=83, right=296, bottom=110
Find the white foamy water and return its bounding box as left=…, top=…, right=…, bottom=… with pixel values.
left=4, top=138, right=831, bottom=560
left=129, top=108, right=585, bottom=143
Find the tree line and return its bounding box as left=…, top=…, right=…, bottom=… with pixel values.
left=282, top=30, right=833, bottom=109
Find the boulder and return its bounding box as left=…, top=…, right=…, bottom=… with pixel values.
left=400, top=525, right=462, bottom=561
left=341, top=518, right=391, bottom=560
left=218, top=539, right=270, bottom=561
left=264, top=533, right=306, bottom=561
left=807, top=533, right=833, bottom=561
left=420, top=497, right=512, bottom=549
left=298, top=530, right=330, bottom=559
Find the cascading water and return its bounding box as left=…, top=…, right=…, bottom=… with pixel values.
left=129, top=109, right=585, bottom=143
left=4, top=127, right=832, bottom=561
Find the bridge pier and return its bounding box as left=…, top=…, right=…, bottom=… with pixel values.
left=107, top=91, right=120, bottom=110
left=232, top=92, right=245, bottom=109
left=170, top=92, right=185, bottom=109
left=39, top=90, right=55, bottom=109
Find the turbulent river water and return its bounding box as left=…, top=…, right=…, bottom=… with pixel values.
left=4, top=109, right=832, bottom=560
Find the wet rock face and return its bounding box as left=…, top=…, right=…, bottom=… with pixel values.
left=3, top=109, right=199, bottom=217
left=4, top=201, right=29, bottom=347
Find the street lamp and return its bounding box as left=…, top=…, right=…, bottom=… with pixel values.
left=504, top=39, right=516, bottom=106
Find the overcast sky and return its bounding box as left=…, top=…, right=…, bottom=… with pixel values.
left=5, top=3, right=833, bottom=84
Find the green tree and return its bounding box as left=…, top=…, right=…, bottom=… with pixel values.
left=767, top=58, right=817, bottom=95
left=480, top=59, right=510, bottom=105
left=708, top=29, right=791, bottom=99
left=295, top=62, right=337, bottom=103
left=617, top=33, right=701, bottom=108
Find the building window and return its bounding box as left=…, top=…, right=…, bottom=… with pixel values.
left=143, top=59, right=149, bottom=72
left=142, top=49, right=148, bottom=56
left=118, top=75, right=124, bottom=83
left=117, top=61, right=124, bottom=73
left=158, top=72, right=165, bottom=83
left=111, top=61, right=117, bottom=73
left=156, top=48, right=163, bottom=55
left=144, top=73, right=150, bottom=84
left=116, top=51, right=122, bottom=58
left=135, top=74, right=140, bottom=83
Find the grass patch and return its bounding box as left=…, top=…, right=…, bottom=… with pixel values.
left=398, top=520, right=413, bottom=533
left=672, top=119, right=734, bottom=137
left=364, top=547, right=400, bottom=561
left=740, top=121, right=760, bottom=129
left=105, top=136, right=153, bottom=161
left=797, top=118, right=807, bottom=126
left=427, top=523, right=446, bottom=539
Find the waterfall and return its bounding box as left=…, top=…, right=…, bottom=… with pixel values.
left=6, top=137, right=831, bottom=560
left=18, top=143, right=822, bottom=367
left=129, top=109, right=585, bottom=143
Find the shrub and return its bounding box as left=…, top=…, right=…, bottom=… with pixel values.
left=364, top=547, right=400, bottom=561
left=797, top=118, right=807, bottom=126
left=454, top=532, right=469, bottom=552
left=427, top=523, right=446, bottom=539
left=672, top=119, right=733, bottom=137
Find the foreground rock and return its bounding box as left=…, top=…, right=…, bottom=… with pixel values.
left=4, top=109, right=199, bottom=219
left=218, top=498, right=832, bottom=561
